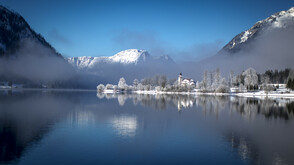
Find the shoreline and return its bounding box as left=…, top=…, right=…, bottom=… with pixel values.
left=1, top=88, right=294, bottom=99
left=132, top=90, right=294, bottom=99
left=0, top=88, right=97, bottom=92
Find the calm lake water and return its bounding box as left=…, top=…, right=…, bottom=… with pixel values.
left=1, top=90, right=294, bottom=165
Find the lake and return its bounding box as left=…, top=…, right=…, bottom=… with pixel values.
left=1, top=90, right=294, bottom=165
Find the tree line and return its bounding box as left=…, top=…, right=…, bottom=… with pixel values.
left=97, top=68, right=294, bottom=93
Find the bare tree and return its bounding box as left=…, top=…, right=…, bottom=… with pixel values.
left=242, top=68, right=258, bottom=90
left=158, top=75, right=167, bottom=88
left=202, top=71, right=208, bottom=91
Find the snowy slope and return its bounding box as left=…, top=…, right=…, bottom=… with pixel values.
left=0, top=5, right=61, bottom=57
left=221, top=7, right=294, bottom=54
left=67, top=49, right=174, bottom=70
left=108, top=49, right=149, bottom=64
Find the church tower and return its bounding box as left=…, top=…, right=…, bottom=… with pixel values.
left=178, top=73, right=182, bottom=86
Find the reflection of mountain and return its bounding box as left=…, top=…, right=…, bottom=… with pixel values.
left=0, top=91, right=76, bottom=164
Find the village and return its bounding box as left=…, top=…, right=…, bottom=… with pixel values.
left=97, top=68, right=294, bottom=98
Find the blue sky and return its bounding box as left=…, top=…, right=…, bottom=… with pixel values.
left=1, top=0, right=294, bottom=60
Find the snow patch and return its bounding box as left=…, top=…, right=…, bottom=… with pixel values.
left=109, top=49, right=147, bottom=64
left=240, top=31, right=251, bottom=43
left=225, top=7, right=294, bottom=51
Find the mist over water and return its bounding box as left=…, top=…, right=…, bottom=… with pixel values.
left=1, top=90, right=294, bottom=165
left=0, top=39, right=76, bottom=84
left=180, top=26, right=294, bottom=80
left=94, top=25, right=294, bottom=83
left=1, top=24, right=294, bottom=87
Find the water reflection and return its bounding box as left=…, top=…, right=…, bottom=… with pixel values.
left=96, top=93, right=294, bottom=165
left=0, top=90, right=294, bottom=165
left=0, top=90, right=75, bottom=164
left=67, top=111, right=96, bottom=127
left=223, top=130, right=294, bottom=165
left=109, top=115, right=138, bottom=137
left=97, top=93, right=294, bottom=120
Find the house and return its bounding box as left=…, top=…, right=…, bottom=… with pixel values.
left=178, top=73, right=195, bottom=86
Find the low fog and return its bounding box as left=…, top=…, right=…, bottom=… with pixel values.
left=0, top=39, right=76, bottom=85
left=109, top=26, right=294, bottom=83
left=1, top=25, right=294, bottom=88
left=179, top=26, right=294, bottom=80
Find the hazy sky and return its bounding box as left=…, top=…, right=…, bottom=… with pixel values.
left=1, top=0, right=294, bottom=60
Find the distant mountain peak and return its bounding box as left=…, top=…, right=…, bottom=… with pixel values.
left=67, top=49, right=175, bottom=71
left=109, top=49, right=150, bottom=64
left=221, top=7, right=294, bottom=54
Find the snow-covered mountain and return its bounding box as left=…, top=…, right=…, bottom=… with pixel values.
left=0, top=5, right=75, bottom=85
left=186, top=7, right=294, bottom=81
left=108, top=49, right=150, bottom=64
left=221, top=7, right=294, bottom=54
left=66, top=49, right=177, bottom=84
left=67, top=49, right=175, bottom=70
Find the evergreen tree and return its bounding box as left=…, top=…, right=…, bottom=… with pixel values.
left=287, top=78, right=292, bottom=89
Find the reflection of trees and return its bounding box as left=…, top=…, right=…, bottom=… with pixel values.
left=286, top=102, right=294, bottom=114
left=223, top=132, right=259, bottom=164
left=223, top=130, right=292, bottom=165
left=97, top=93, right=294, bottom=120
left=195, top=96, right=227, bottom=118
left=230, top=97, right=294, bottom=120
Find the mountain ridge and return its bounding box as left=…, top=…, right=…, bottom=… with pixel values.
left=220, top=7, right=294, bottom=54
left=67, top=49, right=175, bottom=70
left=0, top=5, right=62, bottom=57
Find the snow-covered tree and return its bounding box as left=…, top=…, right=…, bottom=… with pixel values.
left=143, top=84, right=151, bottom=91
left=229, top=71, right=237, bottom=87
left=216, top=85, right=230, bottom=93
left=212, top=68, right=221, bottom=90
left=164, top=84, right=171, bottom=91
left=97, top=84, right=105, bottom=93
left=196, top=81, right=200, bottom=89
left=260, top=75, right=273, bottom=91
left=141, top=78, right=153, bottom=86
left=158, top=75, right=167, bottom=88
left=137, top=83, right=143, bottom=91
left=202, top=71, right=208, bottom=91
left=236, top=75, right=243, bottom=86
left=261, top=75, right=270, bottom=85
left=113, top=85, right=118, bottom=92
left=220, top=77, right=227, bottom=86
left=118, top=77, right=127, bottom=90
left=207, top=71, right=213, bottom=90
left=133, top=79, right=139, bottom=88
left=242, top=68, right=258, bottom=90
left=105, top=84, right=113, bottom=90
left=155, top=86, right=161, bottom=91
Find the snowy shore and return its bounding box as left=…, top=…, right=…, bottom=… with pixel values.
left=127, top=90, right=294, bottom=99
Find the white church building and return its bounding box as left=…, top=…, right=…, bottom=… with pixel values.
left=178, top=73, right=196, bottom=86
